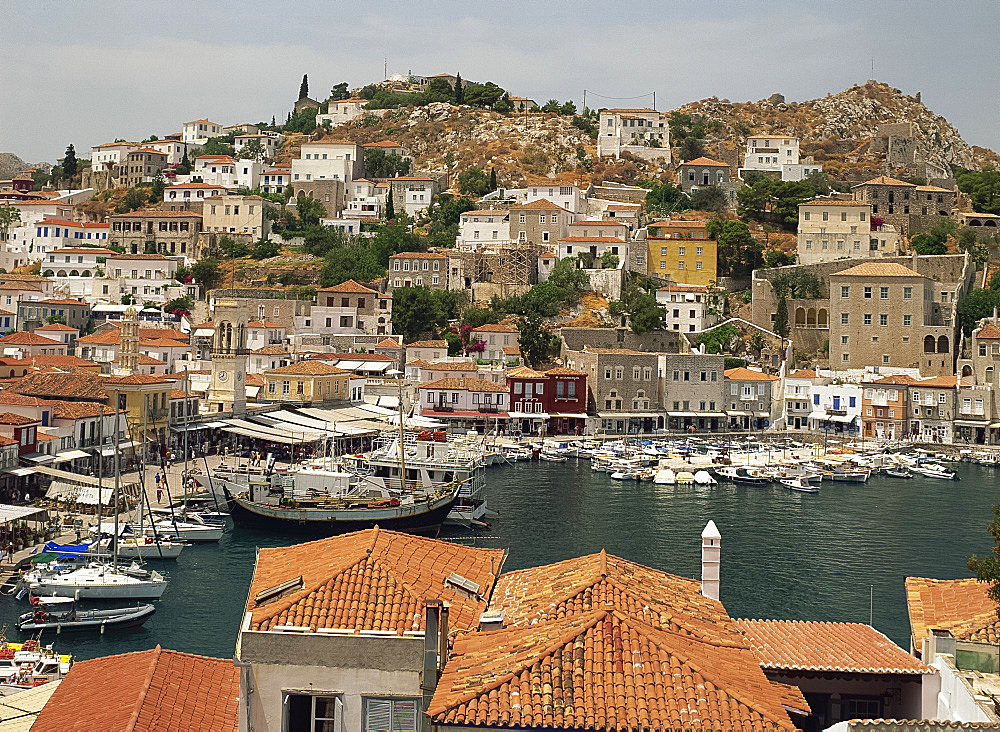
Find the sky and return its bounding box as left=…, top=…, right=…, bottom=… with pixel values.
left=2, top=0, right=999, bottom=163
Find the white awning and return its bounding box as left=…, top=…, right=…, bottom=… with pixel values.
left=954, top=419, right=990, bottom=427
left=53, top=449, right=90, bottom=462
left=667, top=411, right=698, bottom=418
left=508, top=411, right=549, bottom=419
left=0, top=504, right=47, bottom=524
left=547, top=413, right=587, bottom=419
left=204, top=421, right=228, bottom=428
left=807, top=410, right=826, bottom=421
left=5, top=467, right=34, bottom=477
left=828, top=414, right=857, bottom=423
left=727, top=410, right=751, bottom=417
left=23, top=453, right=55, bottom=464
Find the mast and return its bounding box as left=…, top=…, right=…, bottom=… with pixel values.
left=96, top=402, right=103, bottom=552
left=113, top=389, right=120, bottom=571
left=183, top=371, right=190, bottom=492
left=397, top=370, right=406, bottom=492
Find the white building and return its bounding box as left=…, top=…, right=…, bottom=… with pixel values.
left=796, top=199, right=900, bottom=265
left=202, top=195, right=269, bottom=238
left=41, top=246, right=118, bottom=295
left=90, top=141, right=138, bottom=173
left=457, top=210, right=510, bottom=248
left=103, top=254, right=182, bottom=306
left=24, top=220, right=110, bottom=262
left=181, top=119, right=223, bottom=145
left=315, top=97, right=368, bottom=127
left=656, top=284, right=720, bottom=333
left=144, top=139, right=187, bottom=166
left=163, top=182, right=229, bottom=206
left=557, top=220, right=628, bottom=261
left=234, top=133, right=282, bottom=162
left=291, top=141, right=363, bottom=184
left=806, top=381, right=862, bottom=434
left=739, top=135, right=823, bottom=181
left=260, top=168, right=290, bottom=196
left=596, top=109, right=671, bottom=162
left=524, top=180, right=586, bottom=214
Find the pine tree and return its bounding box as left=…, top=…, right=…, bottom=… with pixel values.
left=299, top=74, right=309, bottom=99
left=63, top=144, right=78, bottom=180
left=271, top=115, right=276, bottom=127
left=178, top=149, right=192, bottom=175
left=489, top=167, right=497, bottom=190
left=454, top=73, right=463, bottom=104
left=385, top=190, right=395, bottom=221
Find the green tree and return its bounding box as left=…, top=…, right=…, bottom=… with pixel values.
left=237, top=138, right=266, bottom=162
left=364, top=148, right=411, bottom=178
left=299, top=74, right=309, bottom=99
left=764, top=249, right=796, bottom=267
left=489, top=167, right=497, bottom=190
left=0, top=204, right=20, bottom=242
left=955, top=167, right=1000, bottom=215
left=392, top=286, right=446, bottom=341
left=967, top=502, right=1000, bottom=608
left=149, top=173, right=166, bottom=203
left=63, top=144, right=78, bottom=180
left=911, top=233, right=947, bottom=255
left=191, top=258, right=222, bottom=289
left=251, top=237, right=281, bottom=259
left=283, top=107, right=318, bottom=134
left=689, top=185, right=729, bottom=215
left=329, top=82, right=349, bottom=100
left=958, top=288, right=1000, bottom=336
left=707, top=218, right=764, bottom=278
left=774, top=296, right=789, bottom=338
left=517, top=314, right=559, bottom=367
left=177, top=149, right=192, bottom=175
left=600, top=250, right=619, bottom=269
left=609, top=285, right=664, bottom=334
left=463, top=307, right=500, bottom=328
left=219, top=237, right=250, bottom=258
left=644, top=181, right=690, bottom=216
left=163, top=295, right=194, bottom=315
left=770, top=268, right=822, bottom=299
left=115, top=188, right=149, bottom=214
left=696, top=323, right=740, bottom=354
left=424, top=78, right=455, bottom=103
left=197, top=136, right=236, bottom=157
left=679, top=136, right=705, bottom=161
left=384, top=190, right=396, bottom=221
left=320, top=245, right=384, bottom=286
left=45, top=313, right=66, bottom=325
left=296, top=194, right=325, bottom=227
left=454, top=73, right=463, bottom=104
left=457, top=167, right=491, bottom=196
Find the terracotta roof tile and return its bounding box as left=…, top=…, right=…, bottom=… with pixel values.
left=857, top=175, right=917, bottom=187
left=787, top=369, right=817, bottom=378
left=390, top=251, right=447, bottom=259
left=251, top=345, right=289, bottom=355
left=24, top=355, right=99, bottom=371
left=735, top=618, right=932, bottom=674
left=506, top=366, right=543, bottom=378
left=545, top=367, right=587, bottom=376
left=420, top=377, right=509, bottom=393
left=0, top=412, right=36, bottom=425
left=247, top=527, right=505, bottom=634
left=863, top=374, right=919, bottom=386
left=905, top=576, right=1000, bottom=648
left=977, top=323, right=1000, bottom=340
left=265, top=361, right=349, bottom=376
left=508, top=198, right=570, bottom=211
left=429, top=609, right=797, bottom=731
left=473, top=323, right=517, bottom=333
left=0, top=391, right=57, bottom=407
left=724, top=367, right=779, bottom=382
left=407, top=340, right=448, bottom=349
left=51, top=401, right=118, bottom=419
left=375, top=338, right=402, bottom=348
left=679, top=156, right=729, bottom=167
left=33, top=323, right=77, bottom=332
left=103, top=374, right=171, bottom=386
left=0, top=332, right=62, bottom=346
left=32, top=645, right=238, bottom=731
left=423, top=361, right=477, bottom=372
left=317, top=279, right=378, bottom=294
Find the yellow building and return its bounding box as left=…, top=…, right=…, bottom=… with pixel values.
left=646, top=219, right=717, bottom=286
left=263, top=361, right=351, bottom=403
left=102, top=374, right=175, bottom=448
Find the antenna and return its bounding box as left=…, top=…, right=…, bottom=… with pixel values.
left=869, top=584, right=874, bottom=625
left=384, top=57, right=388, bottom=81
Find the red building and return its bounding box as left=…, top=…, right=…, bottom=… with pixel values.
left=0, top=412, right=39, bottom=456
left=506, top=366, right=588, bottom=436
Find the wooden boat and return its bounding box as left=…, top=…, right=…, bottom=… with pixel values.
left=0, top=639, right=72, bottom=695
left=780, top=476, right=819, bottom=493
left=17, top=596, right=155, bottom=633
left=884, top=468, right=912, bottom=479
left=911, top=463, right=958, bottom=480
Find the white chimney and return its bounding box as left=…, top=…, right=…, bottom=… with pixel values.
left=701, top=520, right=721, bottom=600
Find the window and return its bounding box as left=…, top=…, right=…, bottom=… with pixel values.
left=841, top=335, right=848, bottom=345
left=879, top=287, right=889, bottom=299
left=903, top=315, right=912, bottom=326
left=841, top=313, right=849, bottom=325
left=879, top=314, right=888, bottom=326
left=864, top=287, right=872, bottom=299
left=864, top=314, right=872, bottom=326
left=841, top=286, right=850, bottom=298
left=903, top=286, right=912, bottom=300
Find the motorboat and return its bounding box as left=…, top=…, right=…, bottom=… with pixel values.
left=716, top=466, right=770, bottom=487
left=884, top=468, right=912, bottom=479
left=675, top=471, right=696, bottom=484
left=17, top=595, right=155, bottom=634
left=22, top=562, right=167, bottom=600
left=911, top=463, right=958, bottom=480
left=653, top=468, right=676, bottom=485
left=780, top=476, right=819, bottom=493
left=539, top=452, right=568, bottom=462
left=0, top=639, right=72, bottom=695
left=142, top=515, right=224, bottom=543
left=693, top=470, right=717, bottom=485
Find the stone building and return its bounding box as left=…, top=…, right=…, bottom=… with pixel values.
left=206, top=298, right=248, bottom=414
left=596, top=109, right=670, bottom=162
left=109, top=210, right=202, bottom=257
left=208, top=289, right=312, bottom=332
left=565, top=347, right=662, bottom=434
left=660, top=352, right=726, bottom=432
left=389, top=252, right=448, bottom=290
left=796, top=198, right=901, bottom=265
left=507, top=199, right=574, bottom=248
left=723, top=367, right=779, bottom=429
left=828, top=261, right=960, bottom=376
left=851, top=176, right=956, bottom=237
left=645, top=219, right=717, bottom=286
left=861, top=374, right=915, bottom=440
left=675, top=157, right=731, bottom=194
left=117, top=148, right=168, bottom=188
left=291, top=179, right=346, bottom=218
left=907, top=375, right=957, bottom=443
left=202, top=194, right=270, bottom=240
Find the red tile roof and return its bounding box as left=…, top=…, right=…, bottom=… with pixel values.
left=0, top=331, right=62, bottom=346
left=508, top=198, right=569, bottom=211
left=724, top=367, right=778, bottom=382
left=25, top=354, right=99, bottom=370
left=735, top=618, right=931, bottom=674
left=857, top=175, right=917, bottom=187
left=32, top=645, right=238, bottom=731
left=390, top=251, right=447, bottom=259
left=247, top=527, right=504, bottom=633
left=558, top=236, right=626, bottom=243
left=568, top=220, right=626, bottom=227
left=103, top=374, right=172, bottom=386
left=247, top=320, right=285, bottom=329
left=787, top=369, right=817, bottom=379
left=251, top=345, right=289, bottom=355
left=905, top=576, right=1000, bottom=647
left=507, top=365, right=543, bottom=378
left=407, top=340, right=448, bottom=349
left=472, top=323, right=517, bottom=333
left=0, top=391, right=57, bottom=407
left=545, top=367, right=587, bottom=377
left=51, top=401, right=118, bottom=419
left=34, top=323, right=77, bottom=332
left=977, top=323, right=1000, bottom=340
left=265, top=361, right=349, bottom=376
left=0, top=412, right=36, bottom=425
left=429, top=609, right=797, bottom=731
left=317, top=279, right=378, bottom=294
left=420, top=377, right=509, bottom=393
left=679, top=156, right=729, bottom=167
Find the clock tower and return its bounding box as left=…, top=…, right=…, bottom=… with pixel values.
left=207, top=298, right=248, bottom=414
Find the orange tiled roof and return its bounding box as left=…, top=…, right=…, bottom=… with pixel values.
left=508, top=198, right=569, bottom=211
left=246, top=527, right=505, bottom=633
left=32, top=645, right=238, bottom=731
left=407, top=339, right=448, bottom=349
left=34, top=323, right=77, bottom=332
left=51, top=401, right=117, bottom=419
left=247, top=320, right=285, bottom=329
left=0, top=412, right=36, bottom=425
left=724, top=367, right=778, bottom=382
left=425, top=361, right=477, bottom=372
left=568, top=219, right=626, bottom=227
left=317, top=279, right=378, bottom=294
left=26, top=354, right=99, bottom=370
left=0, top=331, right=62, bottom=346
left=103, top=374, right=171, bottom=386
left=390, top=251, right=447, bottom=259
left=546, top=366, right=586, bottom=376
left=679, top=156, right=729, bottom=167
left=735, top=618, right=932, bottom=674
left=138, top=354, right=166, bottom=365
left=559, top=236, right=626, bottom=243
left=863, top=374, right=919, bottom=386
left=375, top=338, right=402, bottom=348
left=0, top=391, right=56, bottom=407
left=856, top=175, right=917, bottom=187
left=472, top=323, right=517, bottom=333
left=833, top=263, right=926, bottom=280
left=905, top=576, right=1000, bottom=647
left=265, top=361, right=349, bottom=376
left=420, top=377, right=508, bottom=393
left=429, top=609, right=797, bottom=731
left=977, top=323, right=1000, bottom=340
left=506, top=365, right=543, bottom=378
left=915, top=375, right=957, bottom=388
left=787, top=369, right=817, bottom=379
left=251, top=345, right=288, bottom=355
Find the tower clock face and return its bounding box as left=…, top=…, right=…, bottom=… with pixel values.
left=218, top=371, right=229, bottom=382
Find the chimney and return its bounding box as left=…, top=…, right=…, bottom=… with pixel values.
left=701, top=520, right=721, bottom=600
left=421, top=600, right=443, bottom=709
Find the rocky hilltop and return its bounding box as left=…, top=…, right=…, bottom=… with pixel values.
left=319, top=80, right=995, bottom=187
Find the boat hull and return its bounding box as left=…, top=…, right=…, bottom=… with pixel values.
left=225, top=490, right=458, bottom=537
left=17, top=604, right=156, bottom=633
left=28, top=580, right=167, bottom=600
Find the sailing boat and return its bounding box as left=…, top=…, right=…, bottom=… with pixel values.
left=20, top=393, right=167, bottom=600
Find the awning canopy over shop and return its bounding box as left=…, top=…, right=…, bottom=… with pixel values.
left=0, top=504, right=47, bottom=524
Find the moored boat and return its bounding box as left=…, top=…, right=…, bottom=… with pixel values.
left=780, top=476, right=819, bottom=493
left=17, top=596, right=155, bottom=633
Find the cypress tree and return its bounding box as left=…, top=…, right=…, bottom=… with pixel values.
left=63, top=144, right=78, bottom=180
left=299, top=74, right=309, bottom=99
left=489, top=167, right=497, bottom=190
left=454, top=73, right=463, bottom=104
left=385, top=190, right=395, bottom=221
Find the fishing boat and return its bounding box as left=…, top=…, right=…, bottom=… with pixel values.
left=884, top=468, right=912, bottom=479
left=911, top=463, right=958, bottom=480
left=539, top=452, right=568, bottom=462
left=653, top=468, right=675, bottom=485
left=715, top=466, right=770, bottom=487
left=693, top=470, right=717, bottom=485
left=0, top=639, right=72, bottom=695
left=675, top=471, right=696, bottom=485
left=17, top=596, right=155, bottom=633
left=780, top=476, right=819, bottom=493
left=828, top=469, right=871, bottom=484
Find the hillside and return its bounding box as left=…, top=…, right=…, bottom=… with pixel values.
left=311, top=81, right=995, bottom=189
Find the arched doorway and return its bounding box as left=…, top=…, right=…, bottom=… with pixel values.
left=924, top=335, right=936, bottom=353
left=937, top=336, right=949, bottom=353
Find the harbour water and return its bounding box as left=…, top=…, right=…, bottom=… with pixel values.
left=0, top=458, right=996, bottom=660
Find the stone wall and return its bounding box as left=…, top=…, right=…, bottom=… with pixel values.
left=558, top=327, right=682, bottom=356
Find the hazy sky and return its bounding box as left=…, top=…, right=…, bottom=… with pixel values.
left=3, top=0, right=998, bottom=163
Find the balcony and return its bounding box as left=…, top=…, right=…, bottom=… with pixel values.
left=479, top=404, right=499, bottom=413
left=434, top=405, right=454, bottom=413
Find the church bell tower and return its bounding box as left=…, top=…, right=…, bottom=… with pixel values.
left=207, top=298, right=248, bottom=414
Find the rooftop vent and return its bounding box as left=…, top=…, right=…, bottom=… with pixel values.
left=254, top=575, right=303, bottom=606
left=445, top=572, right=481, bottom=597
left=478, top=609, right=505, bottom=632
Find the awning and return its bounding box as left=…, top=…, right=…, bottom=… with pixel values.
left=828, top=414, right=856, bottom=423
left=990, top=423, right=1000, bottom=429
left=0, top=504, right=47, bottom=524
left=204, top=421, right=228, bottom=428
left=954, top=419, right=990, bottom=427
left=5, top=467, right=34, bottom=477
left=807, top=410, right=826, bottom=421
left=23, top=453, right=55, bottom=464
left=726, top=410, right=751, bottom=417
left=53, top=449, right=90, bottom=462
left=596, top=412, right=662, bottom=419
left=667, top=411, right=699, bottom=418
left=547, top=413, right=587, bottom=419
left=507, top=411, right=549, bottom=419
